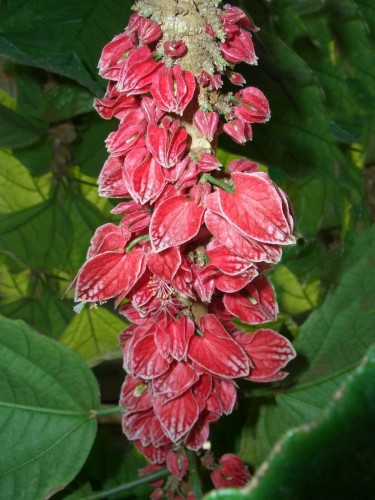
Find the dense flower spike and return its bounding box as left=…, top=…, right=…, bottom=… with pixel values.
left=72, top=1, right=297, bottom=496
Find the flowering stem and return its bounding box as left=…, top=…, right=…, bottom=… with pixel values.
left=186, top=449, right=202, bottom=499
left=83, top=468, right=170, bottom=499
left=92, top=406, right=122, bottom=417
left=125, top=234, right=150, bottom=253
left=228, top=95, right=241, bottom=104
left=200, top=174, right=235, bottom=193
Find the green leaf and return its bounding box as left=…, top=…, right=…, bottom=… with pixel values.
left=74, top=115, right=116, bottom=177
left=0, top=148, right=50, bottom=213
left=241, top=226, right=375, bottom=465
left=0, top=294, right=74, bottom=339
left=0, top=200, right=73, bottom=270
left=0, top=315, right=100, bottom=499
left=0, top=103, right=45, bottom=148
left=40, top=82, right=94, bottom=123
left=0, top=1, right=133, bottom=94
left=60, top=306, right=127, bottom=366
left=243, top=345, right=375, bottom=499
left=271, top=264, right=321, bottom=315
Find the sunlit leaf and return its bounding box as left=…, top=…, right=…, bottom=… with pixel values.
left=60, top=306, right=127, bottom=366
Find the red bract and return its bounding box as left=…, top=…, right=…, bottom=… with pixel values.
left=221, top=29, right=257, bottom=64
left=98, top=32, right=136, bottom=80
left=217, top=172, right=295, bottom=244
left=223, top=275, right=278, bottom=324
left=151, top=65, right=196, bottom=115
left=188, top=315, right=250, bottom=379
left=150, top=194, right=205, bottom=252
left=137, top=17, right=162, bottom=44
left=211, top=454, right=251, bottom=488
left=98, top=155, right=130, bottom=198
left=117, top=46, right=162, bottom=95
left=193, top=110, right=219, bottom=141
left=223, top=118, right=253, bottom=144
left=75, top=247, right=145, bottom=303
left=123, top=146, right=165, bottom=204
left=164, top=40, right=187, bottom=57
left=234, top=86, right=270, bottom=123
left=146, top=119, right=188, bottom=168
left=235, top=329, right=296, bottom=382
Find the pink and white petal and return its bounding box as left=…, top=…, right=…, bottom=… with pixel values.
left=75, top=249, right=145, bottom=303
left=218, top=172, right=295, bottom=245
left=188, top=314, right=250, bottom=379
left=150, top=195, right=204, bottom=252
left=154, top=390, right=199, bottom=442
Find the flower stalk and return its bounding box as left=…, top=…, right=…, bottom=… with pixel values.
left=71, top=0, right=297, bottom=497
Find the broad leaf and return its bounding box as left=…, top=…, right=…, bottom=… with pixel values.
left=0, top=315, right=100, bottom=498
left=0, top=103, right=44, bottom=148
left=39, top=82, right=94, bottom=123
left=0, top=200, right=73, bottom=270
left=60, top=306, right=126, bottom=366
left=0, top=148, right=50, bottom=213
left=240, top=226, right=375, bottom=465
left=0, top=0, right=133, bottom=94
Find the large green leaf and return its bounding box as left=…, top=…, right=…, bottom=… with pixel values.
left=39, top=82, right=94, bottom=123
left=0, top=315, right=100, bottom=499
left=241, top=226, right=375, bottom=465
left=205, top=344, right=375, bottom=500
left=0, top=0, right=132, bottom=95
left=0, top=200, right=73, bottom=270
left=0, top=103, right=45, bottom=148
left=60, top=306, right=127, bottom=366
left=0, top=148, right=50, bottom=213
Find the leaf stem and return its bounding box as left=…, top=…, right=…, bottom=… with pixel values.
left=125, top=234, right=150, bottom=253
left=186, top=449, right=202, bottom=499
left=200, top=174, right=234, bottom=193
left=92, top=406, right=123, bottom=417
left=84, top=468, right=170, bottom=499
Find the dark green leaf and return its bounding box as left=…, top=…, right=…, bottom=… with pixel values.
left=73, top=115, right=116, bottom=177
left=0, top=200, right=73, bottom=270
left=0, top=103, right=44, bottom=148
left=0, top=315, right=100, bottom=499
left=40, top=82, right=94, bottom=123
left=0, top=1, right=133, bottom=94
left=60, top=306, right=127, bottom=366
left=245, top=345, right=375, bottom=499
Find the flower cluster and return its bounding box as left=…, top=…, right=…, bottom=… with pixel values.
left=73, top=0, right=296, bottom=496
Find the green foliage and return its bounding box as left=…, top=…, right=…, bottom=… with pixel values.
left=0, top=315, right=100, bottom=499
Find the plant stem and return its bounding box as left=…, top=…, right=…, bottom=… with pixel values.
left=186, top=449, right=202, bottom=499
left=92, top=406, right=123, bottom=417
left=125, top=234, right=150, bottom=252
left=200, top=174, right=235, bottom=193
left=84, top=468, right=170, bottom=499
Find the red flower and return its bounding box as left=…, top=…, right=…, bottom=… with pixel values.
left=234, top=86, right=270, bottom=123
left=164, top=40, right=187, bottom=57
left=221, top=29, right=257, bottom=64
left=146, top=118, right=188, bottom=168
left=151, top=65, right=196, bottom=115
left=117, top=46, right=162, bottom=95
left=210, top=454, right=251, bottom=488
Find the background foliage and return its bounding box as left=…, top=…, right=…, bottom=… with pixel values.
left=0, top=0, right=374, bottom=498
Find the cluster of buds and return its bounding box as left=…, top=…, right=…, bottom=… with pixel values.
left=72, top=0, right=296, bottom=497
